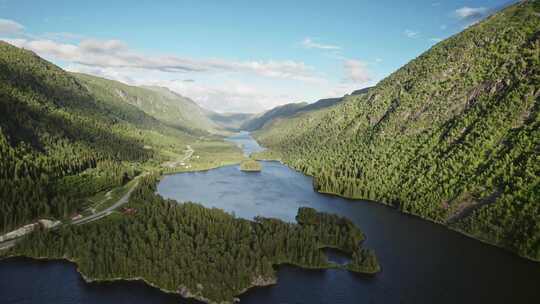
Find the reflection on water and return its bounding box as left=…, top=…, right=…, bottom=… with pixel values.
left=2, top=132, right=539, bottom=304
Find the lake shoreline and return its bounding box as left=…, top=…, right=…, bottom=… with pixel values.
left=0, top=255, right=280, bottom=304
left=253, top=149, right=540, bottom=263
left=1, top=244, right=380, bottom=304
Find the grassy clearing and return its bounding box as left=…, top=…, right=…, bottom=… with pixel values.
left=250, top=149, right=282, bottom=161
left=162, top=139, right=246, bottom=173
left=82, top=177, right=139, bottom=215
left=240, top=159, right=262, bottom=172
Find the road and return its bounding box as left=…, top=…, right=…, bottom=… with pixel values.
left=184, top=145, right=194, bottom=161
left=162, top=145, right=194, bottom=168
left=72, top=173, right=145, bottom=225
left=0, top=172, right=146, bottom=250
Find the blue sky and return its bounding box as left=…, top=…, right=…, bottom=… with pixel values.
left=0, top=0, right=515, bottom=112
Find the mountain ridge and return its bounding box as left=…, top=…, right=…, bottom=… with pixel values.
left=0, top=40, right=244, bottom=233
left=240, top=88, right=372, bottom=132
left=254, top=0, right=540, bottom=260
left=72, top=73, right=224, bottom=135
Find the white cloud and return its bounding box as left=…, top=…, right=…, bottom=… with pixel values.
left=404, top=29, right=420, bottom=39
left=430, top=37, right=443, bottom=43
left=65, top=63, right=269, bottom=112
left=375, top=58, right=383, bottom=63
left=301, top=37, right=341, bottom=50
left=165, top=80, right=270, bottom=113
left=343, top=59, right=371, bottom=84
left=0, top=18, right=23, bottom=34
left=5, top=37, right=324, bottom=83
left=454, top=6, right=488, bottom=20
left=79, top=39, right=127, bottom=53
left=1, top=21, right=361, bottom=113
left=454, top=6, right=491, bottom=29
left=68, top=58, right=375, bottom=113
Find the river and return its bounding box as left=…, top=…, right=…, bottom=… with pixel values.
left=1, top=132, right=539, bottom=303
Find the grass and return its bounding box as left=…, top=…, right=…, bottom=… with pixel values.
left=240, top=159, right=262, bottom=172
left=82, top=177, right=139, bottom=215
left=161, top=138, right=247, bottom=173
left=251, top=149, right=282, bottom=161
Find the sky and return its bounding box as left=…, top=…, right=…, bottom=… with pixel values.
left=0, top=0, right=516, bottom=113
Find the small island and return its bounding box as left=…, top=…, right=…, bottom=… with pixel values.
left=240, top=159, right=262, bottom=172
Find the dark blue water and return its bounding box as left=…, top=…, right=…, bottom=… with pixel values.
left=0, top=257, right=196, bottom=304
left=1, top=132, right=540, bottom=304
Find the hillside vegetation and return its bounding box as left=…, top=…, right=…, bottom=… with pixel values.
left=73, top=73, right=221, bottom=135
left=0, top=41, right=243, bottom=233
left=0, top=40, right=381, bottom=303
left=241, top=90, right=372, bottom=132
left=241, top=102, right=308, bottom=131
left=240, top=159, right=262, bottom=171
left=255, top=1, right=540, bottom=260
left=208, top=112, right=256, bottom=131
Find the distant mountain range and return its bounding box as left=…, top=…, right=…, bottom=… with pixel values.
left=241, top=88, right=371, bottom=131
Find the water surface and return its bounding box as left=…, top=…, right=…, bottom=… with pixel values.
left=2, top=132, right=539, bottom=304
left=158, top=133, right=540, bottom=303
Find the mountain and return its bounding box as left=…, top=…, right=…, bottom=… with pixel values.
left=241, top=89, right=372, bottom=132
left=254, top=1, right=540, bottom=260
left=241, top=102, right=307, bottom=131
left=0, top=41, right=241, bottom=233
left=207, top=112, right=256, bottom=131
left=72, top=73, right=222, bottom=135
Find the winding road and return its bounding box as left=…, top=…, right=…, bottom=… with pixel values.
left=1, top=145, right=193, bottom=251
left=162, top=145, right=194, bottom=168
left=72, top=173, right=145, bottom=225
left=0, top=172, right=146, bottom=250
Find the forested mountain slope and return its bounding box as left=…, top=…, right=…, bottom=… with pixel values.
left=0, top=41, right=240, bottom=233
left=73, top=73, right=221, bottom=135
left=241, top=90, right=371, bottom=132
left=241, top=102, right=307, bottom=131
left=207, top=112, right=256, bottom=131
left=255, top=1, right=540, bottom=260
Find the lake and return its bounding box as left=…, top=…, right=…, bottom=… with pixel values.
left=1, top=132, right=539, bottom=304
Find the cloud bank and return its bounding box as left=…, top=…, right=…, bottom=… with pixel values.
left=343, top=59, right=371, bottom=84
left=5, top=37, right=323, bottom=83
left=0, top=18, right=23, bottom=34
left=1, top=18, right=372, bottom=113
left=454, top=6, right=488, bottom=20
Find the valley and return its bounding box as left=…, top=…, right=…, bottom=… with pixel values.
left=0, top=1, right=539, bottom=303
left=2, top=133, right=540, bottom=304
